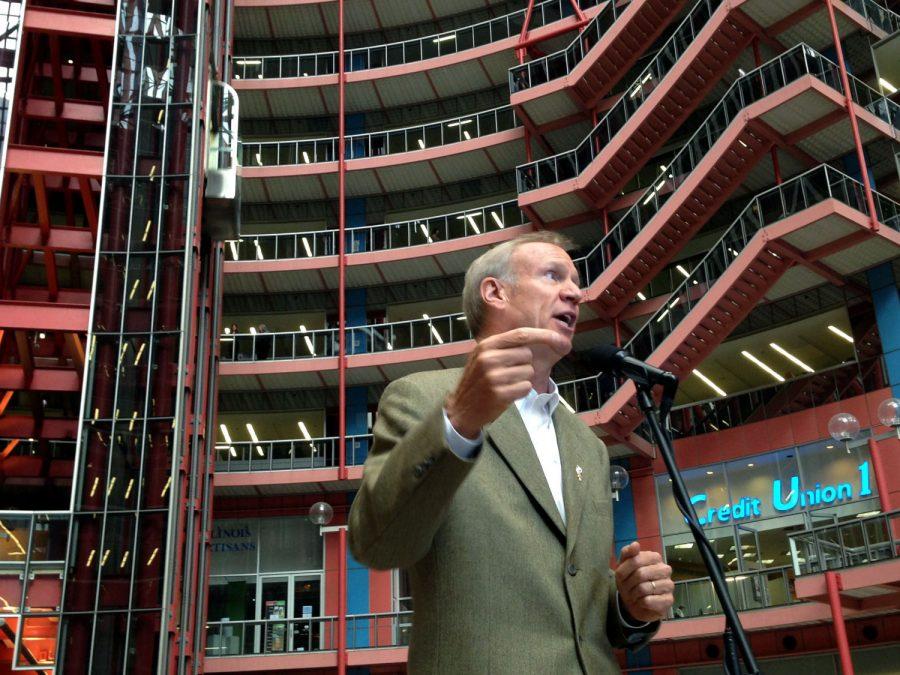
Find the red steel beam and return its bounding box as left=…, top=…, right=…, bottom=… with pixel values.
left=824, top=0, right=879, bottom=231
left=0, top=416, right=76, bottom=438
left=5, top=225, right=94, bottom=253
left=5, top=146, right=104, bottom=177
left=0, top=366, right=81, bottom=392
left=23, top=6, right=116, bottom=38
left=24, top=98, right=106, bottom=124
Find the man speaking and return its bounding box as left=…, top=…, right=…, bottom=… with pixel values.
left=349, top=232, right=673, bottom=673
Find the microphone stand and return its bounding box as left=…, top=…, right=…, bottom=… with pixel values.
left=627, top=366, right=760, bottom=675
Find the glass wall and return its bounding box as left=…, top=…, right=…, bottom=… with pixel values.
left=206, top=516, right=324, bottom=656
left=658, top=435, right=879, bottom=585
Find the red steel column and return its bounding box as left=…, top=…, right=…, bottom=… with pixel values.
left=337, top=0, right=348, bottom=672
left=823, top=0, right=879, bottom=231
left=825, top=572, right=855, bottom=675
left=338, top=525, right=348, bottom=675
left=337, top=0, right=347, bottom=484
left=752, top=38, right=782, bottom=184
left=868, top=437, right=892, bottom=512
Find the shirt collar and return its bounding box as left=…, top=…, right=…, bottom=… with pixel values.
left=514, top=379, right=560, bottom=419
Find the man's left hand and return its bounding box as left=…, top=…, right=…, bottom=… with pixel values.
left=614, top=541, right=674, bottom=623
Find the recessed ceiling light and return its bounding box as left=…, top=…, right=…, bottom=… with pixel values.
left=769, top=342, right=814, bottom=373
left=741, top=350, right=785, bottom=382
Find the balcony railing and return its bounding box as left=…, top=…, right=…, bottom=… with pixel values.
left=220, top=312, right=473, bottom=363
left=669, top=357, right=887, bottom=438
left=623, top=166, right=899, bottom=363
left=0, top=438, right=76, bottom=461
left=671, top=565, right=801, bottom=619
left=205, top=616, right=336, bottom=656
left=845, top=0, right=900, bottom=35
left=232, top=0, right=603, bottom=79
left=224, top=199, right=525, bottom=261
left=508, top=0, right=626, bottom=92
left=508, top=0, right=898, bottom=94
left=346, top=611, right=413, bottom=649
left=214, top=434, right=372, bottom=472
left=557, top=166, right=899, bottom=416
left=241, top=105, right=520, bottom=167
left=788, top=509, right=900, bottom=576
left=205, top=611, right=413, bottom=657
left=516, top=0, right=726, bottom=193
left=558, top=44, right=897, bottom=290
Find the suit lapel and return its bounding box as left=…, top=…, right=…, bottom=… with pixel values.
left=486, top=405, right=566, bottom=539
left=555, top=406, right=589, bottom=556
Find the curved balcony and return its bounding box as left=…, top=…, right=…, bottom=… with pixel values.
left=232, top=0, right=605, bottom=117
left=214, top=433, right=371, bottom=473
left=223, top=200, right=528, bottom=292
left=572, top=45, right=899, bottom=316
left=217, top=309, right=614, bottom=392
left=516, top=0, right=899, bottom=225
left=668, top=356, right=888, bottom=439
left=574, top=167, right=900, bottom=438
left=212, top=433, right=372, bottom=493
left=240, top=105, right=525, bottom=202
left=233, top=0, right=501, bottom=38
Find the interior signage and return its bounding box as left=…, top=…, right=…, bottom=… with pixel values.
left=690, top=462, right=872, bottom=526
left=211, top=524, right=257, bottom=552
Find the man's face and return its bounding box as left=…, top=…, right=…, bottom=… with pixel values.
left=499, top=242, right=582, bottom=353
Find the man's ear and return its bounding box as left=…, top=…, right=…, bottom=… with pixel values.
left=481, top=277, right=507, bottom=309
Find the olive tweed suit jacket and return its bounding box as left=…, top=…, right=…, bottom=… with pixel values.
left=348, top=368, right=657, bottom=674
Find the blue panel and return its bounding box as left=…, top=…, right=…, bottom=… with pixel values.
left=867, top=264, right=900, bottom=397
left=347, top=548, right=370, bottom=648
left=612, top=458, right=638, bottom=555
left=840, top=150, right=875, bottom=188
left=346, top=287, right=367, bottom=353
left=346, top=386, right=369, bottom=464
left=346, top=197, right=369, bottom=253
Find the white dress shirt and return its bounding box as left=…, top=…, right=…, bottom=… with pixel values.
left=442, top=380, right=564, bottom=520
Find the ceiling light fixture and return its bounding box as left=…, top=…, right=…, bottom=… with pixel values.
left=769, top=342, right=814, bottom=373
left=741, top=350, right=785, bottom=382
left=827, top=325, right=854, bottom=343
left=692, top=369, right=727, bottom=397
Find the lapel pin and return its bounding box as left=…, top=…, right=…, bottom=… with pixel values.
left=575, top=465, right=583, bottom=482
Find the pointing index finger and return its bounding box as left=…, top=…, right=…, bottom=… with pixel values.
left=486, top=327, right=569, bottom=352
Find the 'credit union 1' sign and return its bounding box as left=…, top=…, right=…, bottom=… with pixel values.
left=690, top=461, right=872, bottom=526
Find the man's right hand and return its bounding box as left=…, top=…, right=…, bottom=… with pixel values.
left=444, top=327, right=569, bottom=439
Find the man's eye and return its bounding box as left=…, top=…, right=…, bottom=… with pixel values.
left=545, top=270, right=560, bottom=280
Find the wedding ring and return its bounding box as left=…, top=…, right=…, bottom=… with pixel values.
left=650, top=580, right=657, bottom=593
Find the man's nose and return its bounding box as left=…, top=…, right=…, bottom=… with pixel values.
left=563, top=281, right=583, bottom=304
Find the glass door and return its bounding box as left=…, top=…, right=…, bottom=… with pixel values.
left=258, top=576, right=289, bottom=654
left=734, top=524, right=765, bottom=611
left=291, top=574, right=322, bottom=652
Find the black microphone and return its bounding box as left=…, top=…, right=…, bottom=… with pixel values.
left=593, top=344, right=678, bottom=389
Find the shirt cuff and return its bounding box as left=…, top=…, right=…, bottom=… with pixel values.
left=616, top=591, right=652, bottom=630
left=442, top=409, right=483, bottom=461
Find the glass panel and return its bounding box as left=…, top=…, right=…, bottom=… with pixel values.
left=261, top=577, right=288, bottom=653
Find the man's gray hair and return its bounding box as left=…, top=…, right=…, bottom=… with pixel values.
left=462, top=231, right=574, bottom=337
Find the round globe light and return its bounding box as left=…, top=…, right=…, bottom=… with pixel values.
left=828, top=412, right=860, bottom=443
left=877, top=397, right=900, bottom=429
left=610, top=464, right=630, bottom=491
left=308, top=501, right=334, bottom=526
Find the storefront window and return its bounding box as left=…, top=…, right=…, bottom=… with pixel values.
left=658, top=436, right=882, bottom=591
